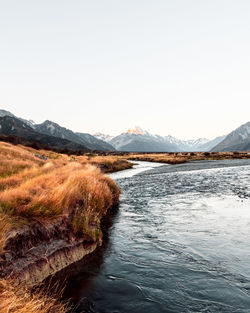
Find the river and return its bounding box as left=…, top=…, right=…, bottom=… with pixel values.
left=65, top=159, right=250, bottom=313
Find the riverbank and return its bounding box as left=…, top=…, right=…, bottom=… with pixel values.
left=126, top=151, right=250, bottom=164
left=66, top=159, right=250, bottom=313
left=0, top=142, right=123, bottom=312
left=1, top=142, right=250, bottom=312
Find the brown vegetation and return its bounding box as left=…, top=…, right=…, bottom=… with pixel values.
left=127, top=151, right=250, bottom=164
left=0, top=279, right=70, bottom=313
left=0, top=142, right=123, bottom=250
left=1, top=142, right=249, bottom=312
left=0, top=141, right=126, bottom=312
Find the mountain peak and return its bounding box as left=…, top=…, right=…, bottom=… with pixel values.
left=93, top=132, right=114, bottom=143
left=0, top=109, right=15, bottom=118
left=126, top=126, right=146, bottom=135
left=212, top=121, right=250, bottom=151
left=42, top=120, right=58, bottom=126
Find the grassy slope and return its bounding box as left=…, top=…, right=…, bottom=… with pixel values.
left=0, top=142, right=127, bottom=248
left=0, top=142, right=130, bottom=312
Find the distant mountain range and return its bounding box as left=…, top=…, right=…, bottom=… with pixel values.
left=94, top=126, right=228, bottom=152
left=0, top=109, right=115, bottom=152
left=35, top=120, right=114, bottom=151
left=0, top=116, right=89, bottom=152
left=0, top=109, right=249, bottom=152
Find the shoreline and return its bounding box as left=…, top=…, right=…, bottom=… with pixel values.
left=1, top=142, right=250, bottom=312
left=0, top=142, right=122, bottom=312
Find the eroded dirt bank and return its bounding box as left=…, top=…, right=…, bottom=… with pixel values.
left=0, top=204, right=118, bottom=287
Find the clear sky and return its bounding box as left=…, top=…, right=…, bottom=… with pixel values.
left=0, top=0, right=249, bottom=139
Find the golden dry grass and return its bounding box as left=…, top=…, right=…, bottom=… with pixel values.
left=0, top=142, right=125, bottom=313
left=0, top=142, right=121, bottom=246
left=0, top=279, right=70, bottom=313
left=0, top=163, right=119, bottom=221
left=76, top=154, right=133, bottom=172
left=127, top=151, right=250, bottom=164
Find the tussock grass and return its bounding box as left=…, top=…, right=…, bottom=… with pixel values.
left=0, top=279, right=70, bottom=313
left=0, top=162, right=59, bottom=192
left=76, top=155, right=133, bottom=172
left=0, top=143, right=120, bottom=244
left=128, top=151, right=250, bottom=164
left=0, top=141, right=123, bottom=313
left=0, top=163, right=119, bottom=220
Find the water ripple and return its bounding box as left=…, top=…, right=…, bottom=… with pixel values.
left=70, top=160, right=250, bottom=313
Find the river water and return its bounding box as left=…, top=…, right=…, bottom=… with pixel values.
left=66, top=159, right=250, bottom=313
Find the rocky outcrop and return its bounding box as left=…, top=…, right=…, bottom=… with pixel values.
left=0, top=209, right=114, bottom=287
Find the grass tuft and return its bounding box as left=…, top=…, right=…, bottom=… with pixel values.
left=0, top=279, right=71, bottom=313
left=0, top=142, right=120, bottom=251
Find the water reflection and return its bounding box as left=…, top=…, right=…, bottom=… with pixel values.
left=109, top=161, right=165, bottom=179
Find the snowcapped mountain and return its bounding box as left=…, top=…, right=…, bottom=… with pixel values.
left=93, top=132, right=114, bottom=143
left=162, top=136, right=227, bottom=152
left=0, top=109, right=36, bottom=128
left=75, top=132, right=115, bottom=151
left=163, top=135, right=210, bottom=151
left=94, top=126, right=226, bottom=152
left=212, top=122, right=250, bottom=151
left=110, top=132, right=179, bottom=152
left=1, top=109, right=236, bottom=152
left=108, top=127, right=179, bottom=152
left=0, top=109, right=15, bottom=118
left=126, top=126, right=147, bottom=135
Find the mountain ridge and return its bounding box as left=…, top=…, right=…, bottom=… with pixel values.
left=94, top=126, right=227, bottom=152
left=0, top=109, right=115, bottom=151
left=1, top=109, right=249, bottom=152
left=35, top=120, right=114, bottom=151
left=0, top=116, right=89, bottom=152
left=211, top=122, right=250, bottom=152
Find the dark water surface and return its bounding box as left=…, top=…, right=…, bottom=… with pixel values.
left=65, top=160, right=250, bottom=313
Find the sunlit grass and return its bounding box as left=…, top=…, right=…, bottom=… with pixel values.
left=0, top=143, right=120, bottom=248
left=0, top=279, right=71, bottom=313
left=0, top=141, right=123, bottom=313
left=127, top=151, right=250, bottom=164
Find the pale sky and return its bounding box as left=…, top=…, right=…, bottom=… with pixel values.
left=0, top=0, right=249, bottom=139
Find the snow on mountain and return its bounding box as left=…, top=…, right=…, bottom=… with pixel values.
left=93, top=132, right=114, bottom=142
left=97, top=126, right=225, bottom=152
left=0, top=109, right=15, bottom=118
left=110, top=132, right=179, bottom=152
left=235, top=122, right=250, bottom=140
left=0, top=109, right=35, bottom=129
left=75, top=132, right=115, bottom=151
left=0, top=110, right=230, bottom=152
left=163, top=135, right=210, bottom=151
left=125, top=126, right=147, bottom=135
left=109, top=127, right=179, bottom=152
